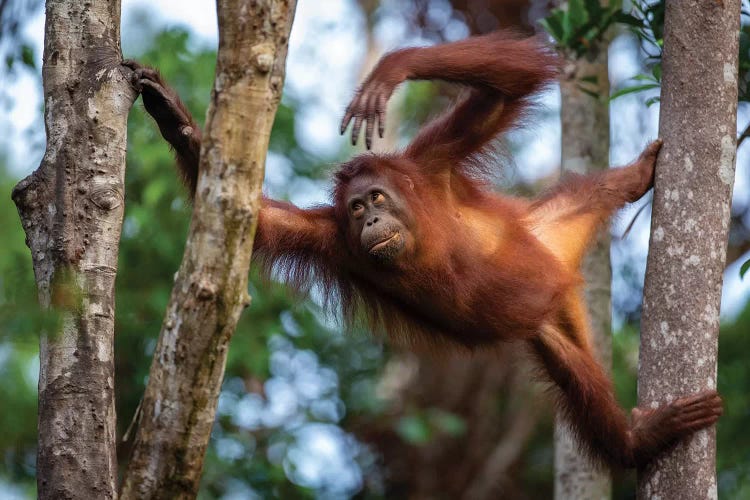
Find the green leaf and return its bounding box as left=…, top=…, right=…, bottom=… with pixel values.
left=569, top=21, right=600, bottom=50
left=542, top=9, right=565, bottom=44
left=540, top=14, right=565, bottom=42
left=429, top=410, right=467, bottom=437
left=653, top=63, right=662, bottom=82
left=569, top=0, right=589, bottom=26
left=609, top=83, right=660, bottom=101
left=583, top=0, right=603, bottom=20
left=562, top=9, right=574, bottom=44
left=20, top=44, right=35, bottom=69
left=581, top=25, right=602, bottom=43
left=645, top=96, right=661, bottom=107
left=607, top=0, right=623, bottom=11
left=396, top=415, right=432, bottom=444
left=740, top=259, right=750, bottom=280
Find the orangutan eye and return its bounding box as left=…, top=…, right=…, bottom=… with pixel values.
left=371, top=191, right=385, bottom=204
left=351, top=202, right=365, bottom=218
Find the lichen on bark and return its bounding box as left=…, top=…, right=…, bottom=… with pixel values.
left=638, top=0, right=740, bottom=496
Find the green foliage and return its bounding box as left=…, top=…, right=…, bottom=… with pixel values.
left=395, top=408, right=467, bottom=445
left=118, top=25, right=387, bottom=498
left=4, top=44, right=36, bottom=71
left=540, top=0, right=640, bottom=56
left=0, top=0, right=41, bottom=75
left=115, top=29, right=214, bottom=439
left=396, top=414, right=431, bottom=444
left=611, top=0, right=750, bottom=107
left=397, top=81, right=443, bottom=143
left=630, top=0, right=664, bottom=54
left=0, top=161, right=40, bottom=495
left=607, top=0, right=663, bottom=104
left=609, top=74, right=661, bottom=105
left=741, top=258, right=750, bottom=279
left=716, top=306, right=750, bottom=497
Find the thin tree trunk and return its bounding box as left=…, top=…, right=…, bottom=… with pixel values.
left=554, top=48, right=613, bottom=500
left=11, top=0, right=135, bottom=498
left=120, top=1, right=296, bottom=498
left=638, top=0, right=739, bottom=497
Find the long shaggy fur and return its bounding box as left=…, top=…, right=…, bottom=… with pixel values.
left=136, top=31, right=721, bottom=473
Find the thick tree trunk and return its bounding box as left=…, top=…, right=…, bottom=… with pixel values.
left=120, top=2, right=296, bottom=498
left=554, top=49, right=613, bottom=500
left=638, top=0, right=739, bottom=497
left=10, top=0, right=135, bottom=498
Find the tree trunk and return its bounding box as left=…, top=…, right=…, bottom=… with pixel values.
left=10, top=0, right=136, bottom=498
left=637, top=0, right=739, bottom=497
left=554, top=48, right=613, bottom=500
left=120, top=2, right=297, bottom=498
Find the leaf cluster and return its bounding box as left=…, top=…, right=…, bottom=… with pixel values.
left=540, top=0, right=640, bottom=56
left=610, top=0, right=750, bottom=110
left=608, top=0, right=663, bottom=104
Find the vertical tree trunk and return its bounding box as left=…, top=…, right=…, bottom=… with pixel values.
left=120, top=2, right=297, bottom=498
left=638, top=0, right=739, bottom=497
left=554, top=48, right=613, bottom=500
left=11, top=0, right=135, bottom=498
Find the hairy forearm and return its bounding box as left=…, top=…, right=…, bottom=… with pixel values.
left=393, top=33, right=557, bottom=98
left=127, top=61, right=203, bottom=195
left=254, top=199, right=338, bottom=257
left=173, top=126, right=202, bottom=196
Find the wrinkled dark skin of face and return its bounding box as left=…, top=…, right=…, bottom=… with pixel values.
left=345, top=175, right=413, bottom=264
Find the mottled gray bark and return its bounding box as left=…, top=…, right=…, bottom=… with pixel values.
left=638, top=0, right=739, bottom=497
left=554, top=48, right=613, bottom=500
left=119, top=2, right=297, bottom=498
left=10, top=0, right=136, bottom=498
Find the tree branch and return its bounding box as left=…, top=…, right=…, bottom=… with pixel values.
left=120, top=2, right=297, bottom=498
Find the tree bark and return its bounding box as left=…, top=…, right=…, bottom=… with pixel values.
left=10, top=0, right=136, bottom=498
left=120, top=1, right=296, bottom=498
left=554, top=47, right=613, bottom=500
left=638, top=0, right=740, bottom=497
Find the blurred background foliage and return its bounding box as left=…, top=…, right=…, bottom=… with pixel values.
left=1, top=0, right=749, bottom=499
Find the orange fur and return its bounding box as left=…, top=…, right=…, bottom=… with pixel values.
left=134, top=32, right=722, bottom=471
